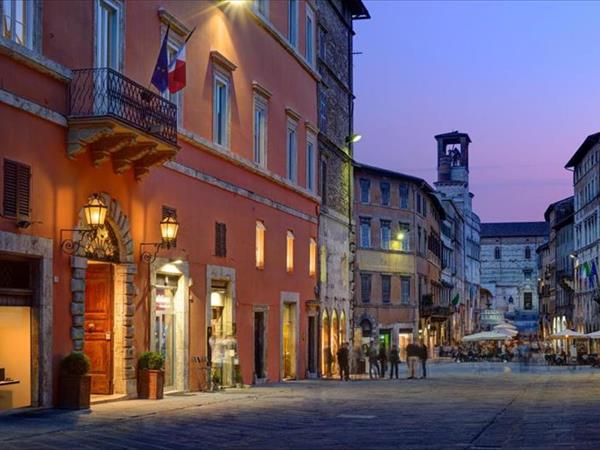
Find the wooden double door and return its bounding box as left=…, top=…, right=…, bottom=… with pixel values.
left=84, top=264, right=113, bottom=395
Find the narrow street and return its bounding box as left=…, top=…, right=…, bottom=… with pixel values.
left=2, top=364, right=600, bottom=450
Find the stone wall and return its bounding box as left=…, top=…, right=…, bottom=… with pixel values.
left=481, top=236, right=546, bottom=312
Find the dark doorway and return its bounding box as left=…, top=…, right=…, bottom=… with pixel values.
left=308, top=316, right=316, bottom=374
left=254, top=311, right=266, bottom=380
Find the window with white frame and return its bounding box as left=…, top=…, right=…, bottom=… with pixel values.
left=1, top=0, right=34, bottom=49
left=309, top=238, right=317, bottom=276
left=254, top=0, right=268, bottom=17
left=288, top=0, right=298, bottom=48
left=305, top=4, right=315, bottom=66
left=256, top=221, right=265, bottom=269
left=96, top=0, right=122, bottom=70
left=286, top=119, right=297, bottom=183
left=213, top=71, right=230, bottom=147
left=306, top=132, right=316, bottom=192
left=401, top=277, right=410, bottom=304
left=165, top=37, right=183, bottom=127
left=253, top=94, right=268, bottom=166
left=380, top=219, right=391, bottom=250
left=359, top=217, right=371, bottom=248
left=286, top=230, right=294, bottom=273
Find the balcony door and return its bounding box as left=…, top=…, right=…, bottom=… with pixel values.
left=95, top=0, right=121, bottom=70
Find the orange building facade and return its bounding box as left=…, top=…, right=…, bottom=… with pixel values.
left=0, top=0, right=321, bottom=409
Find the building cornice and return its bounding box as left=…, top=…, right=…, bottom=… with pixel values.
left=164, top=160, right=317, bottom=224
left=245, top=7, right=320, bottom=82
left=0, top=36, right=71, bottom=83
left=0, top=88, right=67, bottom=127
left=157, top=7, right=192, bottom=37
left=177, top=127, right=320, bottom=203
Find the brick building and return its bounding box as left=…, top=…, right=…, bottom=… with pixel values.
left=315, top=0, right=368, bottom=377
left=538, top=197, right=574, bottom=343
left=353, top=163, right=445, bottom=361
left=0, top=0, right=323, bottom=410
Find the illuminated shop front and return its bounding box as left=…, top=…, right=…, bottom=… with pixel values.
left=0, top=234, right=52, bottom=411
left=151, top=260, right=189, bottom=392
left=210, top=280, right=236, bottom=387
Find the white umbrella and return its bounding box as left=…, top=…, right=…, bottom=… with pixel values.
left=494, top=322, right=517, bottom=330
left=585, top=330, right=600, bottom=339
left=494, top=327, right=518, bottom=337
left=549, top=329, right=585, bottom=339
left=462, top=331, right=513, bottom=342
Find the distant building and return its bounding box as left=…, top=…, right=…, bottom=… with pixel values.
left=565, top=134, right=600, bottom=334
left=353, top=163, right=447, bottom=361
left=480, top=222, right=548, bottom=335
left=434, top=131, right=481, bottom=337
left=538, top=197, right=574, bottom=342
left=316, top=0, right=369, bottom=377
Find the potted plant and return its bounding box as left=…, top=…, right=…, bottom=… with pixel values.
left=137, top=351, right=164, bottom=400
left=59, top=352, right=91, bottom=410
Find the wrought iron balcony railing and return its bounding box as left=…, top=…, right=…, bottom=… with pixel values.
left=69, top=68, right=177, bottom=145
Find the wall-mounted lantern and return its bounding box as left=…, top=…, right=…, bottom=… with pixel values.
left=60, top=194, right=108, bottom=255
left=140, top=214, right=180, bottom=264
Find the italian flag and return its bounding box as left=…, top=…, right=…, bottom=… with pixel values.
left=168, top=28, right=195, bottom=94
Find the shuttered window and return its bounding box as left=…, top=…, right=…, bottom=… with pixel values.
left=3, top=159, right=31, bottom=219
left=215, top=222, right=227, bottom=257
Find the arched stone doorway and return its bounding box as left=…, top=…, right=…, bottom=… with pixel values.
left=340, top=311, right=347, bottom=345
left=70, top=193, right=137, bottom=396
left=331, top=310, right=339, bottom=376
left=321, top=310, right=331, bottom=376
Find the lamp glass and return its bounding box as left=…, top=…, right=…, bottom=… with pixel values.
left=84, top=195, right=108, bottom=227
left=396, top=232, right=405, bottom=240
left=211, top=291, right=224, bottom=307
left=160, top=216, right=179, bottom=243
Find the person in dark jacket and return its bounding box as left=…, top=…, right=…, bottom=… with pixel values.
left=337, top=342, right=350, bottom=381
left=419, top=340, right=429, bottom=379
left=378, top=344, right=388, bottom=378
left=406, top=342, right=420, bottom=379
left=389, top=345, right=400, bottom=379
left=368, top=342, right=380, bottom=379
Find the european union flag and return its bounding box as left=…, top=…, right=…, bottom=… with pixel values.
left=151, top=25, right=170, bottom=93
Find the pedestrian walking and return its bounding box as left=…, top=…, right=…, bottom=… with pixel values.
left=389, top=345, right=400, bottom=379
left=368, top=341, right=380, bottom=379
left=406, top=341, right=420, bottom=379
left=337, top=342, right=350, bottom=381
left=419, top=340, right=428, bottom=379
left=378, top=343, right=388, bottom=378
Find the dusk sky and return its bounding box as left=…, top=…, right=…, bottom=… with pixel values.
left=353, top=1, right=600, bottom=222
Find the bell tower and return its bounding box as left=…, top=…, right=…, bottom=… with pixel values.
left=435, top=131, right=471, bottom=184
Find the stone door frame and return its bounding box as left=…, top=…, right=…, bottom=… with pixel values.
left=70, top=193, right=137, bottom=396
left=0, top=231, right=53, bottom=407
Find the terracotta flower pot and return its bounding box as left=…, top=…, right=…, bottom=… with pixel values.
left=59, top=374, right=91, bottom=410
left=138, top=369, right=164, bottom=399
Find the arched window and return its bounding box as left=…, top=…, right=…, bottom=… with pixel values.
left=494, top=246, right=501, bottom=260
left=360, top=319, right=372, bottom=337
left=525, top=246, right=531, bottom=259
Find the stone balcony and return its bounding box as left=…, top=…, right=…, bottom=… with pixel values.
left=67, top=68, right=178, bottom=180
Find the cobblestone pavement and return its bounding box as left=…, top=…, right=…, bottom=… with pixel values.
left=2, top=363, right=600, bottom=449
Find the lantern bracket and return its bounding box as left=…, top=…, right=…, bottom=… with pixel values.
left=59, top=227, right=100, bottom=256
left=140, top=241, right=173, bottom=265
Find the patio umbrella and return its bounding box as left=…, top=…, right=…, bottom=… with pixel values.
left=462, top=331, right=513, bottom=342
left=494, top=327, right=518, bottom=337
left=585, top=330, right=600, bottom=339
left=494, top=322, right=517, bottom=330
left=549, top=329, right=585, bottom=339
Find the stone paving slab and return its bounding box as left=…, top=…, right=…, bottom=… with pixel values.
left=1, top=364, right=600, bottom=449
